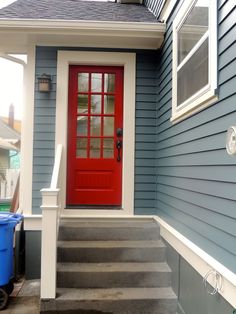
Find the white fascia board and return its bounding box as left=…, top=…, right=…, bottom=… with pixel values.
left=0, top=19, right=165, bottom=34
left=0, top=19, right=165, bottom=49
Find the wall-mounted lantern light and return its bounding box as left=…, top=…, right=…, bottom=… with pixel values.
left=38, top=73, right=52, bottom=92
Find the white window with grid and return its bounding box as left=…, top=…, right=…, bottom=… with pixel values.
left=171, top=0, right=217, bottom=122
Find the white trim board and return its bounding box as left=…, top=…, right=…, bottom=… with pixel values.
left=19, top=44, right=35, bottom=215
left=24, top=215, right=42, bottom=231
left=55, top=51, right=136, bottom=216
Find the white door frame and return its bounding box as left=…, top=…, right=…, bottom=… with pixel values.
left=55, top=51, right=136, bottom=216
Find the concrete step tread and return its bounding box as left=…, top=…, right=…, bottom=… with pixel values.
left=57, top=240, right=164, bottom=248
left=57, top=262, right=171, bottom=272
left=56, top=287, right=177, bottom=301
left=59, top=221, right=158, bottom=229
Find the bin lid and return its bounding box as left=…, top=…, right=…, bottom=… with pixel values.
left=0, top=212, right=23, bottom=224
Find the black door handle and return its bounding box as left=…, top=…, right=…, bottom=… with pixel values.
left=116, top=139, right=122, bottom=162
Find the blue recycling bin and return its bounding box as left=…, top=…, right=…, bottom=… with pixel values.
left=0, top=212, right=23, bottom=310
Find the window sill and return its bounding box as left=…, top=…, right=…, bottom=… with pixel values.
left=171, top=91, right=218, bottom=124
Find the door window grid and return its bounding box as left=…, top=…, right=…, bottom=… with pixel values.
left=76, top=72, right=115, bottom=159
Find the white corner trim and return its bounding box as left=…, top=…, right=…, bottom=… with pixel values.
left=55, top=51, right=136, bottom=216
left=19, top=44, right=35, bottom=215
left=154, top=216, right=236, bottom=309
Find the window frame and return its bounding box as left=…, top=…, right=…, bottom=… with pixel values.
left=171, top=0, right=218, bottom=123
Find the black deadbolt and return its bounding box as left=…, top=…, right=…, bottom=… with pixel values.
left=116, top=128, right=123, bottom=137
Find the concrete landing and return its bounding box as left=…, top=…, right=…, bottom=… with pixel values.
left=1, top=279, right=40, bottom=314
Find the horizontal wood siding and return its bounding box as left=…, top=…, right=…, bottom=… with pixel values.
left=156, top=0, right=236, bottom=273
left=32, top=47, right=57, bottom=214
left=32, top=47, right=158, bottom=214
left=135, top=52, right=158, bottom=214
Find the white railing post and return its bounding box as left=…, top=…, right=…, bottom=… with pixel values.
left=40, top=188, right=60, bottom=299
left=40, top=144, right=63, bottom=299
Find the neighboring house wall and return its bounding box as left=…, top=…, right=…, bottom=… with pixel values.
left=32, top=46, right=158, bottom=215
left=156, top=0, right=236, bottom=276
left=0, top=149, right=9, bottom=179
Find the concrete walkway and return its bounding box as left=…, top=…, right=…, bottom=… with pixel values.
left=1, top=279, right=40, bottom=314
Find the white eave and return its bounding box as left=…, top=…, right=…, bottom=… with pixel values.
left=0, top=18, right=166, bottom=51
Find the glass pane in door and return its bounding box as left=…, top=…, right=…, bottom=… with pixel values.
left=90, top=116, right=101, bottom=136
left=77, top=95, right=88, bottom=114
left=76, top=138, right=87, bottom=158
left=104, top=95, right=115, bottom=114
left=103, top=138, right=114, bottom=158
left=91, top=95, right=102, bottom=114
left=90, top=138, right=101, bottom=158
left=104, top=74, right=115, bottom=92
left=78, top=73, right=89, bottom=92
left=91, top=73, right=102, bottom=92
left=104, top=117, right=114, bottom=136
left=77, top=116, right=88, bottom=136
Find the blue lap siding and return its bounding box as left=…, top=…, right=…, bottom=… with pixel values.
left=135, top=52, right=158, bottom=215
left=156, top=0, right=236, bottom=273
left=32, top=48, right=57, bottom=214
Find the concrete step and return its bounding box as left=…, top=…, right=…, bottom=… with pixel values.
left=57, top=240, right=166, bottom=263
left=40, top=287, right=177, bottom=314
left=58, top=220, right=160, bottom=241
left=57, top=262, right=171, bottom=288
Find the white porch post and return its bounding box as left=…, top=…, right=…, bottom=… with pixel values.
left=40, top=189, right=60, bottom=299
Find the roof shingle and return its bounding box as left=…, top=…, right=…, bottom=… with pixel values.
left=0, top=0, right=158, bottom=23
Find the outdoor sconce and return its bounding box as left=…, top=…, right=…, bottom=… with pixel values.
left=38, top=73, right=52, bottom=92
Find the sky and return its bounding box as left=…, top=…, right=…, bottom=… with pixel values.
left=0, top=57, right=24, bottom=120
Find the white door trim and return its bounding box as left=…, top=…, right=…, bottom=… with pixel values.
left=55, top=51, right=136, bottom=216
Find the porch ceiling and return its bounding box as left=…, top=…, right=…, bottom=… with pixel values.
left=0, top=20, right=166, bottom=52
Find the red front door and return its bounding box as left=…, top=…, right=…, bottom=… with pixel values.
left=66, top=65, right=123, bottom=206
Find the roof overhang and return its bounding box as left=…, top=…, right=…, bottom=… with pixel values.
left=0, top=19, right=166, bottom=52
